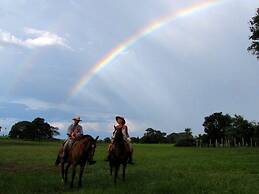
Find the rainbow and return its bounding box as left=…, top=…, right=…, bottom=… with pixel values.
left=70, top=0, right=224, bottom=97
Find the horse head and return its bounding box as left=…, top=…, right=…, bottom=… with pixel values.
left=85, top=135, right=99, bottom=162
left=114, top=128, right=124, bottom=143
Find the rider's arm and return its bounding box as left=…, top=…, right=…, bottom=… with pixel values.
left=113, top=125, right=117, bottom=136
left=72, top=126, right=83, bottom=139
left=71, top=132, right=76, bottom=139
left=78, top=126, right=83, bottom=136
left=67, top=124, right=73, bottom=137
left=124, top=125, right=129, bottom=138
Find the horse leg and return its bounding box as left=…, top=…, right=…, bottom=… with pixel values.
left=61, top=162, right=65, bottom=183
left=109, top=161, right=113, bottom=176
left=56, top=144, right=64, bottom=166
left=114, top=164, right=119, bottom=184
left=55, top=154, right=60, bottom=166
left=122, top=163, right=127, bottom=182
left=70, top=164, right=76, bottom=188
left=64, top=163, right=71, bottom=184
left=78, top=164, right=85, bottom=188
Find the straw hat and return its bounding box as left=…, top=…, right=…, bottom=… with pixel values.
left=116, top=116, right=125, bottom=124
left=73, top=116, right=82, bottom=121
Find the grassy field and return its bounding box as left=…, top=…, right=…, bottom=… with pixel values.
left=0, top=139, right=259, bottom=194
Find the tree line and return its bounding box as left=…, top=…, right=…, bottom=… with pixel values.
left=101, top=112, right=259, bottom=147
left=101, top=127, right=195, bottom=146
left=6, top=112, right=259, bottom=147
left=198, top=112, right=259, bottom=147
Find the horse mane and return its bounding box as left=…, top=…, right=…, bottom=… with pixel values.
left=83, top=134, right=94, bottom=141
left=77, top=135, right=95, bottom=149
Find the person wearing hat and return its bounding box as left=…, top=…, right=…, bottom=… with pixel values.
left=62, top=116, right=83, bottom=161
left=62, top=116, right=96, bottom=165
left=106, top=116, right=134, bottom=164
left=68, top=116, right=83, bottom=138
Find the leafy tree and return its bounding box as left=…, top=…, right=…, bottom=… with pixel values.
left=175, top=128, right=195, bottom=147
left=9, top=117, right=59, bottom=140
left=232, top=115, right=254, bottom=144
left=202, top=113, right=259, bottom=146
left=184, top=128, right=192, bottom=136
left=252, top=122, right=259, bottom=144
left=131, top=137, right=140, bottom=143
left=51, top=126, right=60, bottom=137
left=31, top=117, right=59, bottom=139
left=203, top=112, right=232, bottom=145
left=140, top=128, right=167, bottom=143
left=9, top=121, right=33, bottom=139
left=103, top=137, right=111, bottom=143
left=248, top=8, right=259, bottom=59
left=196, top=134, right=209, bottom=146
left=166, top=133, right=179, bottom=144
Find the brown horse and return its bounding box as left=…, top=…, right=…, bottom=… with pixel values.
left=55, top=135, right=98, bottom=188
left=109, top=129, right=130, bottom=184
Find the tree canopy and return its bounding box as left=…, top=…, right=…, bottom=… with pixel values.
left=138, top=128, right=195, bottom=146
left=9, top=117, right=59, bottom=140
left=140, top=128, right=167, bottom=143
left=203, top=112, right=232, bottom=142
left=201, top=112, right=259, bottom=146
left=248, top=8, right=259, bottom=59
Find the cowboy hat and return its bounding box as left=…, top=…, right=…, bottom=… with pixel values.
left=116, top=116, right=125, bottom=124
left=73, top=116, right=82, bottom=121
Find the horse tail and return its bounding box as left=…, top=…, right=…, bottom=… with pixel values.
left=55, top=154, right=61, bottom=166
left=55, top=146, right=63, bottom=166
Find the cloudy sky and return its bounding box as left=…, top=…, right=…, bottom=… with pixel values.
left=0, top=0, right=258, bottom=139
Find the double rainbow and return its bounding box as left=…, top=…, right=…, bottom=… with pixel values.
left=70, top=0, right=223, bottom=97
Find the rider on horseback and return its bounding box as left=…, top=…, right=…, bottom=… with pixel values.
left=107, top=116, right=134, bottom=164
left=62, top=116, right=96, bottom=165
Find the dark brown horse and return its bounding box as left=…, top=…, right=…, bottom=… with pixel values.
left=109, top=129, right=130, bottom=184
left=55, top=135, right=98, bottom=188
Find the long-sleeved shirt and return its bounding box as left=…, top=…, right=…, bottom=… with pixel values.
left=113, top=125, right=129, bottom=139
left=67, top=124, right=83, bottom=138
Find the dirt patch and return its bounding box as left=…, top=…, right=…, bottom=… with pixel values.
left=0, top=162, right=19, bottom=174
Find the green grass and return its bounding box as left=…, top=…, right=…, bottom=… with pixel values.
left=1, top=140, right=259, bottom=194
